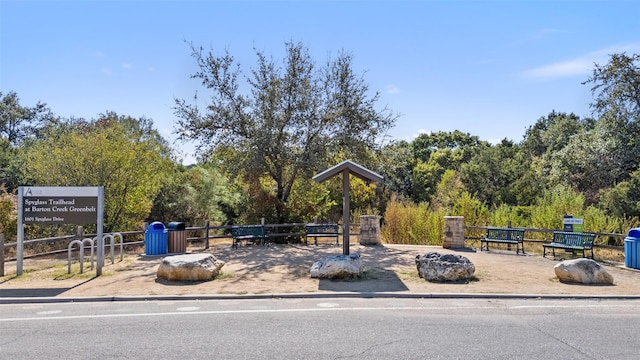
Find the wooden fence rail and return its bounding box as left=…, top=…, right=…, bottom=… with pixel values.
left=1, top=223, right=627, bottom=264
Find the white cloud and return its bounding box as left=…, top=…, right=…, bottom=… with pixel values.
left=407, top=129, right=430, bottom=141
left=122, top=63, right=133, bottom=69
left=385, top=84, right=399, bottom=94
left=521, top=43, right=640, bottom=80
left=93, top=51, right=106, bottom=58
left=148, top=66, right=155, bottom=72
left=100, top=67, right=112, bottom=75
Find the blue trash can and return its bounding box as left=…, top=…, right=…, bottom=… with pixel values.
left=145, top=221, right=168, bottom=255
left=624, top=228, right=640, bottom=270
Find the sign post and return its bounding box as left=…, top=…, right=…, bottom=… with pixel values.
left=17, top=186, right=104, bottom=276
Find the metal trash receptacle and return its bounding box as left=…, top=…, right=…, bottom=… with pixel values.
left=167, top=221, right=187, bottom=253
left=624, top=228, right=640, bottom=270
left=145, top=221, right=167, bottom=255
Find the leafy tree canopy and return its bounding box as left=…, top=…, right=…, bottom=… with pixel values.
left=0, top=91, right=57, bottom=146
left=174, top=41, right=397, bottom=221
left=24, top=112, right=174, bottom=231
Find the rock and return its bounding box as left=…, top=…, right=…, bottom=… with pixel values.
left=310, top=253, right=363, bottom=279
left=157, top=253, right=225, bottom=282
left=415, top=252, right=475, bottom=282
left=554, top=258, right=614, bottom=284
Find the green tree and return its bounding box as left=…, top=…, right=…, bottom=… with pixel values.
left=0, top=91, right=58, bottom=191
left=376, top=140, right=414, bottom=201
left=598, top=168, right=640, bottom=218
left=521, top=111, right=592, bottom=159
left=549, top=122, right=623, bottom=204
left=185, top=163, right=242, bottom=225
left=584, top=53, right=640, bottom=122
left=408, top=131, right=484, bottom=203
left=148, top=165, right=197, bottom=225
left=24, top=113, right=174, bottom=231
left=0, top=91, right=56, bottom=146
left=583, top=53, right=640, bottom=176
left=174, top=41, right=397, bottom=222
left=460, top=140, right=527, bottom=206
left=411, top=130, right=482, bottom=163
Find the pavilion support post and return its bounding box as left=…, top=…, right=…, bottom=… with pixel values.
left=342, top=169, right=350, bottom=255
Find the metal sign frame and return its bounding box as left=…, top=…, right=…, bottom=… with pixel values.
left=17, top=186, right=105, bottom=276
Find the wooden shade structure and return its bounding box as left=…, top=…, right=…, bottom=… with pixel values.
left=313, top=160, right=383, bottom=255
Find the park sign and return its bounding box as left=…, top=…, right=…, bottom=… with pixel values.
left=17, top=186, right=105, bottom=276
left=21, top=186, right=99, bottom=224
left=563, top=215, right=584, bottom=233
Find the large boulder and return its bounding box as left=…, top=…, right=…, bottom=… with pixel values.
left=415, top=252, right=475, bottom=282
left=157, top=253, right=225, bottom=282
left=310, top=253, right=363, bottom=279
left=554, top=258, right=614, bottom=284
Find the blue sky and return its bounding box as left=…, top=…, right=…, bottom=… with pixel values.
left=2, top=0, right=639, bottom=164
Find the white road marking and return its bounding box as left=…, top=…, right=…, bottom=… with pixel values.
left=317, top=302, right=340, bottom=308
left=176, top=307, right=200, bottom=311
left=36, top=310, right=62, bottom=315
left=2, top=303, right=636, bottom=323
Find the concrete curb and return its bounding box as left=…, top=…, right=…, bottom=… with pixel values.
left=3, top=292, right=640, bottom=304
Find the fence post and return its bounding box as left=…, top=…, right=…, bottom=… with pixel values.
left=1, top=233, right=4, bottom=277
left=204, top=220, right=210, bottom=249
left=76, top=226, right=83, bottom=241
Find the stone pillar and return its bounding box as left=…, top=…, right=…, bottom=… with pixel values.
left=359, top=215, right=381, bottom=245
left=443, top=216, right=465, bottom=249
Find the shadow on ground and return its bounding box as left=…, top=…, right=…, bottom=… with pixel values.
left=318, top=268, right=409, bottom=292
left=0, top=277, right=97, bottom=297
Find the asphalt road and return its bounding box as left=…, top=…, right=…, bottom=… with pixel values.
left=1, top=298, right=639, bottom=359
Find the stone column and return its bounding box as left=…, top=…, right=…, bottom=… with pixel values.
left=443, top=216, right=465, bottom=249
left=359, top=215, right=382, bottom=245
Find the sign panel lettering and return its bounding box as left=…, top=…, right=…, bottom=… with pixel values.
left=21, top=187, right=99, bottom=224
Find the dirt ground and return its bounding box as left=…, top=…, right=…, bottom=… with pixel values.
left=1, top=242, right=639, bottom=298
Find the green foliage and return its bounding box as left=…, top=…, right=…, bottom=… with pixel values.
left=583, top=53, right=640, bottom=179
left=24, top=113, right=173, bottom=231
left=185, top=163, right=242, bottom=225
left=376, top=140, right=413, bottom=200
left=411, top=130, right=482, bottom=163
left=148, top=166, right=195, bottom=225
left=549, top=124, right=624, bottom=204
left=529, top=186, right=584, bottom=230
left=0, top=91, right=57, bottom=147
left=288, top=179, right=337, bottom=223
left=430, top=169, right=465, bottom=211
left=598, top=168, right=640, bottom=218
left=381, top=197, right=445, bottom=245
left=0, top=186, right=17, bottom=241
left=460, top=139, right=528, bottom=206
left=451, top=191, right=490, bottom=226
left=490, top=205, right=522, bottom=228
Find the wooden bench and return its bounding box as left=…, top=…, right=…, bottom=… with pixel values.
left=231, top=225, right=268, bottom=249
left=480, top=227, right=526, bottom=254
left=543, top=231, right=595, bottom=259
left=305, top=223, right=339, bottom=246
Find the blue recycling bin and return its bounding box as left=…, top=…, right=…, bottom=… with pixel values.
left=624, top=228, right=640, bottom=270
left=145, top=221, right=168, bottom=255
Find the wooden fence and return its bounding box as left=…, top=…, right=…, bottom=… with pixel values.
left=0, top=223, right=628, bottom=276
